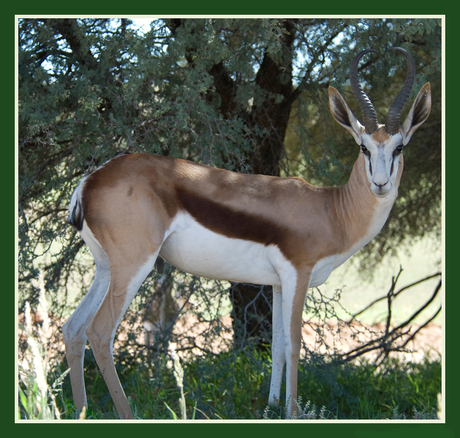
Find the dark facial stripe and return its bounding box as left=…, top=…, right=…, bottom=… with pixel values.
left=390, top=149, right=403, bottom=175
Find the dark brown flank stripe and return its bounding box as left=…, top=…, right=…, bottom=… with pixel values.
left=176, top=188, right=289, bottom=248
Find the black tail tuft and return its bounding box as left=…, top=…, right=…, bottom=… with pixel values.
left=68, top=200, right=84, bottom=231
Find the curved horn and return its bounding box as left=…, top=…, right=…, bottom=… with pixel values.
left=385, top=47, right=416, bottom=135
left=350, top=49, right=379, bottom=134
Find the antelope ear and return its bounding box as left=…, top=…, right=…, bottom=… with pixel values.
left=329, top=86, right=365, bottom=145
left=400, top=83, right=431, bottom=145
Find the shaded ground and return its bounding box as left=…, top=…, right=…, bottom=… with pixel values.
left=18, top=310, right=442, bottom=370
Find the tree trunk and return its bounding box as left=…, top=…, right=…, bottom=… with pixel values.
left=167, top=19, right=296, bottom=349
left=226, top=22, right=296, bottom=349
left=230, top=283, right=273, bottom=350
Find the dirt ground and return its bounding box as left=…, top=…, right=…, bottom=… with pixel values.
left=300, top=320, right=442, bottom=363
left=138, top=313, right=442, bottom=364
left=19, top=309, right=442, bottom=367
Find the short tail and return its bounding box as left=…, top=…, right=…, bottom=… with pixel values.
left=68, top=180, right=85, bottom=231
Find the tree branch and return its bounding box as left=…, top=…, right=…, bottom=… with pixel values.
left=287, top=25, right=348, bottom=106
left=47, top=19, right=98, bottom=70
left=348, top=269, right=441, bottom=323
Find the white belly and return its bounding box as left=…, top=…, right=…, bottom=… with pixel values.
left=159, top=212, right=286, bottom=286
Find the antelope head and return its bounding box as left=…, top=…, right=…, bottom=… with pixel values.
left=329, top=47, right=432, bottom=197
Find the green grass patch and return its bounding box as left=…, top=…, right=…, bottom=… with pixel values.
left=43, top=347, right=440, bottom=420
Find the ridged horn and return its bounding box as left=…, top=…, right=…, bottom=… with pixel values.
left=350, top=49, right=379, bottom=134
left=385, top=47, right=416, bottom=135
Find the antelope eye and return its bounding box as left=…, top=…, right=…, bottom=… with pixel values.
left=393, top=145, right=403, bottom=156
left=361, top=145, right=370, bottom=156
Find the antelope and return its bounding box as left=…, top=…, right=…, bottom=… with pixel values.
left=64, top=47, right=431, bottom=419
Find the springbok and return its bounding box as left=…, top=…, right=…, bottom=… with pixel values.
left=65, top=47, right=431, bottom=419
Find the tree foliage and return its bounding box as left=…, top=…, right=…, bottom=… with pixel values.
left=18, top=18, right=441, bottom=345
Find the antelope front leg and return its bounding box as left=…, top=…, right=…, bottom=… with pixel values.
left=282, top=274, right=310, bottom=418
left=268, top=285, right=285, bottom=406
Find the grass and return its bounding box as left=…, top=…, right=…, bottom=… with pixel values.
left=18, top=300, right=70, bottom=420
left=22, top=345, right=438, bottom=421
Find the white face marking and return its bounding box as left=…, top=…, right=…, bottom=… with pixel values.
left=160, top=212, right=294, bottom=287
left=361, top=132, right=403, bottom=197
